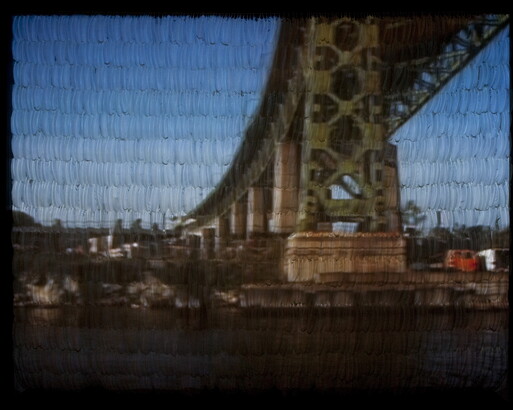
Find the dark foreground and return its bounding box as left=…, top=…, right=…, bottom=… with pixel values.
left=12, top=305, right=509, bottom=402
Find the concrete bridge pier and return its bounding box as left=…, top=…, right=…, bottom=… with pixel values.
left=230, top=196, right=247, bottom=239
left=200, top=227, right=215, bottom=260
left=214, top=214, right=230, bottom=255
left=269, top=142, right=300, bottom=234
left=247, top=186, right=267, bottom=238
left=284, top=232, right=408, bottom=282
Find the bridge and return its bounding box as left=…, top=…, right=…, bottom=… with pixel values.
left=174, top=15, right=509, bottom=282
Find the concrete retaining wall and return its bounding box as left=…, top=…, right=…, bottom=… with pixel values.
left=240, top=272, right=509, bottom=309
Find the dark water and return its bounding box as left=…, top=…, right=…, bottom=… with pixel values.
left=12, top=306, right=508, bottom=397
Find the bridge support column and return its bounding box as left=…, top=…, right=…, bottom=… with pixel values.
left=384, top=150, right=401, bottom=231
left=296, top=18, right=398, bottom=232
left=270, top=142, right=299, bottom=234
left=185, top=234, right=201, bottom=259
left=214, top=214, right=230, bottom=254
left=247, top=186, right=266, bottom=238
left=200, top=228, right=215, bottom=260
left=230, top=196, right=247, bottom=239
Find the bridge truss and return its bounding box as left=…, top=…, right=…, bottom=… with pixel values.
left=179, top=14, right=509, bottom=237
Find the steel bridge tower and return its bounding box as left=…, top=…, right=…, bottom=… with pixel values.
left=178, top=15, right=509, bottom=282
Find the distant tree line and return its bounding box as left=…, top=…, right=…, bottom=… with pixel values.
left=401, top=201, right=510, bottom=264
left=406, top=224, right=509, bottom=265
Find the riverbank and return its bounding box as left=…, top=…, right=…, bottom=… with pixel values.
left=10, top=246, right=508, bottom=309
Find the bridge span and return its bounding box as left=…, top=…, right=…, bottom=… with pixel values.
left=175, top=15, right=509, bottom=282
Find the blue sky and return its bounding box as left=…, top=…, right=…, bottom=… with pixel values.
left=11, top=15, right=280, bottom=229
left=10, top=16, right=510, bottom=232
left=392, top=25, right=509, bottom=232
